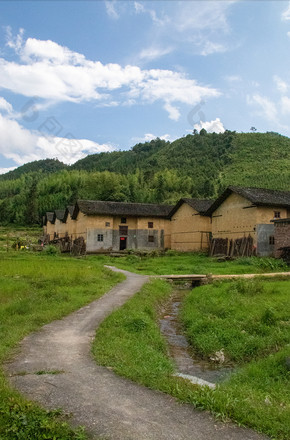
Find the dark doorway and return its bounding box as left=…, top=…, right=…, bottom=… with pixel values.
left=120, top=237, right=127, bottom=251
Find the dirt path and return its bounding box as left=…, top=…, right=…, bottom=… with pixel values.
left=5, top=267, right=268, bottom=440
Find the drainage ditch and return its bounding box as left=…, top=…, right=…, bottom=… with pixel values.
left=159, top=284, right=233, bottom=386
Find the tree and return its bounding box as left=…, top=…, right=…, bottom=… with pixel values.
left=25, top=177, right=39, bottom=225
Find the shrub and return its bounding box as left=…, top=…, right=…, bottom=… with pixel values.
left=43, top=244, right=60, bottom=255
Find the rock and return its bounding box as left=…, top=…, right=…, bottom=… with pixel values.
left=210, top=349, right=225, bottom=364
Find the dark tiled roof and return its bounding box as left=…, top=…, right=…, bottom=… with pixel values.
left=68, top=205, right=75, bottom=216
left=63, top=205, right=76, bottom=222
left=55, top=209, right=66, bottom=222
left=206, top=186, right=290, bottom=215
left=73, top=200, right=174, bottom=219
left=168, top=198, right=213, bottom=218
left=43, top=212, right=55, bottom=225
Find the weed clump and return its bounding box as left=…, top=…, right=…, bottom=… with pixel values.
left=43, top=244, right=60, bottom=255
left=228, top=278, right=265, bottom=296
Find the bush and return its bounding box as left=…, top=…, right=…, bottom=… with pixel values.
left=43, top=244, right=60, bottom=255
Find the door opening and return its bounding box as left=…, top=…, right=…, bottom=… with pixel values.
left=120, top=237, right=127, bottom=251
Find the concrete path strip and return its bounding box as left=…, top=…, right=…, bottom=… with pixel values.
left=5, top=266, right=268, bottom=440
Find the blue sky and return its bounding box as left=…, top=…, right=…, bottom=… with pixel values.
left=0, top=0, right=290, bottom=173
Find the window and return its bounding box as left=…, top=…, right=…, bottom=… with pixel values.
left=148, top=222, right=154, bottom=228
left=269, top=236, right=275, bottom=245
left=119, top=225, right=128, bottom=235
left=97, top=234, right=104, bottom=242
left=148, top=235, right=154, bottom=243
left=105, top=222, right=110, bottom=227
left=121, top=217, right=127, bottom=224
left=274, top=211, right=281, bottom=218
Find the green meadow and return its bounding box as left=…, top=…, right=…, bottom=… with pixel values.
left=0, top=249, right=123, bottom=439
left=1, top=226, right=289, bottom=439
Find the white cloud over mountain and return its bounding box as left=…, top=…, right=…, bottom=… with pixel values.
left=0, top=111, right=113, bottom=166
left=194, top=118, right=225, bottom=134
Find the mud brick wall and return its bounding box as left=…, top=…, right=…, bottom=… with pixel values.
left=274, top=223, right=290, bottom=258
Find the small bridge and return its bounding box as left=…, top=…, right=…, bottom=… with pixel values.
left=157, top=274, right=208, bottom=286
left=156, top=271, right=290, bottom=286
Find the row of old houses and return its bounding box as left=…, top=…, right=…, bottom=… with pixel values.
left=43, top=186, right=290, bottom=257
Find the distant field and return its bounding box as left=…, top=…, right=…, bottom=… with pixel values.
left=0, top=251, right=123, bottom=439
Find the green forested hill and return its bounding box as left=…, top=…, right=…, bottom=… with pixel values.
left=0, top=158, right=67, bottom=181
left=1, top=131, right=290, bottom=224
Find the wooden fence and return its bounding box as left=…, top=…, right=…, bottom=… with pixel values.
left=209, top=235, right=254, bottom=257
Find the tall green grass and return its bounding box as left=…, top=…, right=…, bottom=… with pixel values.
left=0, top=252, right=123, bottom=439
left=181, top=278, right=290, bottom=363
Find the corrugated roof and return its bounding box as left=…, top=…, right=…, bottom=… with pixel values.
left=168, top=198, right=213, bottom=218
left=73, top=200, right=174, bottom=219
left=206, top=186, right=290, bottom=215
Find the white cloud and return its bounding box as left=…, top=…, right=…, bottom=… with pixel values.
left=281, top=96, right=290, bottom=114
left=274, top=75, right=288, bottom=94
left=134, top=2, right=145, bottom=14
left=224, top=75, right=242, bottom=82
left=5, top=26, right=24, bottom=53
left=0, top=97, right=13, bottom=114
left=200, top=41, right=227, bottom=56
left=105, top=1, right=119, bottom=19
left=163, top=102, right=180, bottom=121
left=0, top=166, right=17, bottom=175
left=132, top=133, right=173, bottom=143
left=133, top=2, right=236, bottom=58
left=193, top=118, right=225, bottom=134
left=138, top=46, right=173, bottom=61
left=0, top=32, right=221, bottom=120
left=134, top=2, right=168, bottom=26
left=282, top=2, right=290, bottom=21
left=247, top=94, right=277, bottom=122
left=0, top=113, right=113, bottom=166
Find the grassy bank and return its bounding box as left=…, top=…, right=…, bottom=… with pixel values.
left=0, top=251, right=123, bottom=439
left=181, top=278, right=290, bottom=363
left=93, top=278, right=290, bottom=439
left=100, top=252, right=288, bottom=275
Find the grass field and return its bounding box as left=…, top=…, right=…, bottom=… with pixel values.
left=101, top=252, right=288, bottom=275
left=0, top=250, right=123, bottom=440
left=93, top=278, right=290, bottom=440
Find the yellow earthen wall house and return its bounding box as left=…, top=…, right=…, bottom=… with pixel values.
left=211, top=192, right=287, bottom=245
left=45, top=220, right=55, bottom=239
left=208, top=186, right=290, bottom=256
left=169, top=199, right=212, bottom=252
left=71, top=200, right=173, bottom=252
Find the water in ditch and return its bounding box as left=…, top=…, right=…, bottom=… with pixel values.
left=159, top=287, right=234, bottom=384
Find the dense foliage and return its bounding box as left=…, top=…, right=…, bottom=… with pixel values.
left=1, top=131, right=290, bottom=225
